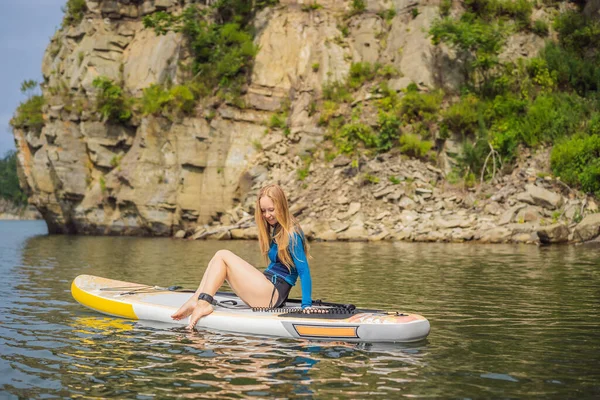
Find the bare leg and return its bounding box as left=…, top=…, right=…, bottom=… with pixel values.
left=171, top=250, right=275, bottom=329
left=170, top=254, right=220, bottom=321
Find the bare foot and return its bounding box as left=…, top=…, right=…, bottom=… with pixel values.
left=171, top=297, right=198, bottom=320
left=187, top=301, right=214, bottom=330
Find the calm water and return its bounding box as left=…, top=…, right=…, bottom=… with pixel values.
left=0, top=220, right=599, bottom=399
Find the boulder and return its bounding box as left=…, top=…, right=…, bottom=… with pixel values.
left=525, top=184, right=563, bottom=210
left=231, top=226, right=258, bottom=240
left=516, top=206, right=541, bottom=223
left=316, top=229, right=338, bottom=241
left=339, top=202, right=361, bottom=220
left=537, top=223, right=570, bottom=244
left=479, top=227, right=512, bottom=243
left=398, top=196, right=417, bottom=210
left=498, top=204, right=526, bottom=225
left=572, top=214, right=600, bottom=242
left=431, top=216, right=471, bottom=229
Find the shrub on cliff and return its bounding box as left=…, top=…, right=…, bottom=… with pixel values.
left=464, top=0, right=532, bottom=29
left=398, top=88, right=443, bottom=124
left=143, top=4, right=260, bottom=100
left=141, top=84, right=196, bottom=120
left=376, top=112, right=401, bottom=152
left=11, top=96, right=45, bottom=132
left=334, top=123, right=378, bottom=154
left=440, top=94, right=482, bottom=139
left=543, top=11, right=600, bottom=96
left=10, top=80, right=44, bottom=133
left=92, top=77, right=132, bottom=123
left=62, top=0, right=87, bottom=27
left=430, top=2, right=600, bottom=189
left=430, top=16, right=506, bottom=94
left=399, top=133, right=433, bottom=159
left=551, top=131, right=600, bottom=197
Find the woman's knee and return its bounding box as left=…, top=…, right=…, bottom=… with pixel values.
left=213, top=249, right=234, bottom=262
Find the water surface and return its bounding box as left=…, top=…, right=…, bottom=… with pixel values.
left=1, top=220, right=599, bottom=398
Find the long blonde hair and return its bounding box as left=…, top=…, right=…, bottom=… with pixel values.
left=255, top=184, right=310, bottom=269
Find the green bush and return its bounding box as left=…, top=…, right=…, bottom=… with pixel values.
left=498, top=0, right=532, bottom=28
left=362, top=174, right=380, bottom=184
left=269, top=113, right=287, bottom=130
left=430, top=6, right=600, bottom=185
left=348, top=62, right=377, bottom=89
left=463, top=0, right=532, bottom=28
left=143, top=5, right=260, bottom=97
left=62, top=0, right=87, bottom=27
left=92, top=77, right=132, bottom=123
left=0, top=151, right=27, bottom=205
left=399, top=133, right=432, bottom=158
left=514, top=93, right=588, bottom=147
left=11, top=80, right=44, bottom=132
left=375, top=83, right=400, bottom=112
left=378, top=8, right=397, bottom=22
left=376, top=64, right=400, bottom=79
left=554, top=11, right=600, bottom=54
left=541, top=42, right=600, bottom=96
left=376, top=112, right=401, bottom=151
left=351, top=0, right=366, bottom=14
left=141, top=84, right=196, bottom=118
left=335, top=123, right=377, bottom=153
left=439, top=0, right=452, bottom=16
left=322, top=81, right=352, bottom=103
left=430, top=16, right=506, bottom=92
left=488, top=92, right=591, bottom=166
left=588, top=113, right=600, bottom=136
left=551, top=134, right=600, bottom=196
left=457, top=138, right=493, bottom=177
left=11, top=95, right=45, bottom=132
left=318, top=101, right=339, bottom=126
left=399, top=90, right=443, bottom=123
left=440, top=94, right=481, bottom=138
left=532, top=20, right=549, bottom=37
left=301, top=1, right=322, bottom=11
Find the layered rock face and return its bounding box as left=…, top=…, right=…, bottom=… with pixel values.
left=14, top=0, right=598, bottom=244
left=14, top=0, right=463, bottom=235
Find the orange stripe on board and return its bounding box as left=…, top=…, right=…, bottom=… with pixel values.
left=71, top=280, right=138, bottom=320
left=294, top=325, right=358, bottom=338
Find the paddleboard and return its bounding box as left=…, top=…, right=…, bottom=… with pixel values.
left=71, top=274, right=430, bottom=343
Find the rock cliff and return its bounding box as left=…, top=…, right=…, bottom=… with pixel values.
left=11, top=0, right=600, bottom=243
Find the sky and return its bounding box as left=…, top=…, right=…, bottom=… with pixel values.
left=0, top=0, right=65, bottom=157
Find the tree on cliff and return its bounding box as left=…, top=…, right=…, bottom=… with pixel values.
left=0, top=151, right=26, bottom=205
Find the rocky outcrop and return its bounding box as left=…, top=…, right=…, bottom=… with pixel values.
left=0, top=199, right=42, bottom=220
left=12, top=0, right=600, bottom=244
left=14, top=0, right=467, bottom=235
left=175, top=145, right=600, bottom=245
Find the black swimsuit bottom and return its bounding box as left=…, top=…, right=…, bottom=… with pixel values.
left=263, top=271, right=292, bottom=308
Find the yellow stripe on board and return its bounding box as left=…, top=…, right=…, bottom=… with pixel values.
left=294, top=325, right=358, bottom=338
left=71, top=280, right=138, bottom=320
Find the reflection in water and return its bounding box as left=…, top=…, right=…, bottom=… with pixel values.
left=0, top=221, right=599, bottom=398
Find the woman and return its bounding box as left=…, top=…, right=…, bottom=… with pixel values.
left=171, top=184, right=313, bottom=330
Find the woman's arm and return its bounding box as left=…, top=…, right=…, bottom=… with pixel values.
left=291, top=232, right=312, bottom=309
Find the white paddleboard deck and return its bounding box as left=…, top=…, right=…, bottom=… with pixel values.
left=72, top=274, right=430, bottom=343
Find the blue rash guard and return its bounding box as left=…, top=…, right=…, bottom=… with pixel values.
left=265, top=231, right=312, bottom=308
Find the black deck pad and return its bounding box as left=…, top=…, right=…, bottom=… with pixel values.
left=278, top=310, right=358, bottom=319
